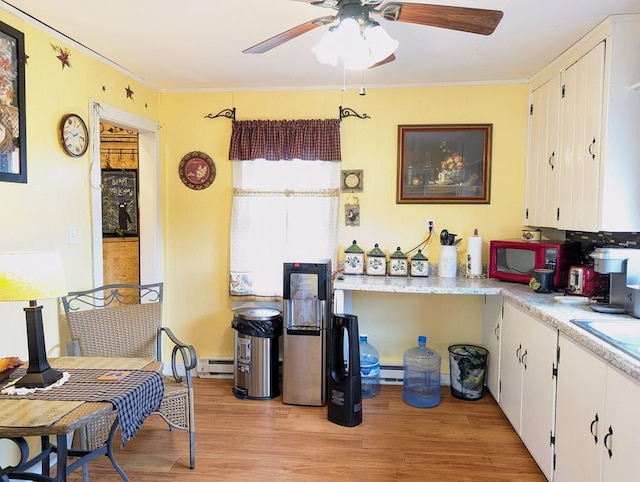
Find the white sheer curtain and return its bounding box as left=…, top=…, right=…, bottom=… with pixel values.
left=230, top=159, right=340, bottom=299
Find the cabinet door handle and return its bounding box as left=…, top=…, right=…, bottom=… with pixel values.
left=494, top=324, right=500, bottom=339
left=516, top=344, right=522, bottom=362
left=589, top=413, right=599, bottom=444
left=588, top=138, right=596, bottom=160
left=548, top=151, right=555, bottom=170
left=603, top=425, right=613, bottom=458
left=521, top=349, right=528, bottom=369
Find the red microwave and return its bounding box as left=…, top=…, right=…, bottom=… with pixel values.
left=488, top=240, right=581, bottom=287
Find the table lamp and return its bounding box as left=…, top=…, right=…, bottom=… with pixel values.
left=0, top=252, right=67, bottom=388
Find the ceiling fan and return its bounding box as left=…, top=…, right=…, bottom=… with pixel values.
left=243, top=0, right=504, bottom=67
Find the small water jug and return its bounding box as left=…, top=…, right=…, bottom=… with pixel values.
left=359, top=334, right=380, bottom=398
left=403, top=335, right=441, bottom=408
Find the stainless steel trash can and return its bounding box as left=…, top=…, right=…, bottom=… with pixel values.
left=232, top=308, right=283, bottom=400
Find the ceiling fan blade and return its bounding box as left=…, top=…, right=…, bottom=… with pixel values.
left=369, top=53, right=396, bottom=69
left=243, top=15, right=336, bottom=54
left=292, top=0, right=338, bottom=7
left=379, top=3, right=503, bottom=35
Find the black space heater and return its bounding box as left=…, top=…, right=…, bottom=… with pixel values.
left=327, top=313, right=362, bottom=427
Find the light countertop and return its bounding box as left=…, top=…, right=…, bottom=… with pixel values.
left=333, top=275, right=640, bottom=382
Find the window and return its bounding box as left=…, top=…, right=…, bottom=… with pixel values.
left=229, top=159, right=339, bottom=298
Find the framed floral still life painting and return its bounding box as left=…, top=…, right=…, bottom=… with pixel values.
left=0, top=21, right=26, bottom=183
left=397, top=124, right=492, bottom=204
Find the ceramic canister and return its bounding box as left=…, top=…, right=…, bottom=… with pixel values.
left=389, top=247, right=408, bottom=276
left=366, top=244, right=387, bottom=276
left=438, top=245, right=458, bottom=278
left=343, top=240, right=364, bottom=275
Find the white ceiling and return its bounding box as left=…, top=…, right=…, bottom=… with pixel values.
left=3, top=0, right=640, bottom=92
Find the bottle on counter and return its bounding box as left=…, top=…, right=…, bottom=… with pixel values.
left=359, top=334, right=380, bottom=398
left=403, top=335, right=441, bottom=408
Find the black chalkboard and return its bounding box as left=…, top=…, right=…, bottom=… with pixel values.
left=101, top=169, right=138, bottom=236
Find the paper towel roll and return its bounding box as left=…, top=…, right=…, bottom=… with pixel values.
left=467, top=235, right=483, bottom=276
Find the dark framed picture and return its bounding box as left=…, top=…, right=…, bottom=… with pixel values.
left=0, top=21, right=27, bottom=184
left=101, top=170, right=139, bottom=237
left=397, top=124, right=492, bottom=204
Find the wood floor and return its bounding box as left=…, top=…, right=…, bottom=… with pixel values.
left=67, top=377, right=546, bottom=481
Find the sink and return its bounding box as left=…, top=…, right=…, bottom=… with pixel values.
left=571, top=319, right=640, bottom=360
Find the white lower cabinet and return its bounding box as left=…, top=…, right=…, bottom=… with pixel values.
left=482, top=294, right=502, bottom=400
left=555, top=333, right=640, bottom=481
left=554, top=334, right=606, bottom=481
left=499, top=300, right=557, bottom=480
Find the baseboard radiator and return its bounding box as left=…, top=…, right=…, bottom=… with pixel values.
left=197, top=357, right=235, bottom=379
left=197, top=358, right=450, bottom=386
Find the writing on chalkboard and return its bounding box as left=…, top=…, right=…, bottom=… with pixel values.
left=101, top=170, right=138, bottom=236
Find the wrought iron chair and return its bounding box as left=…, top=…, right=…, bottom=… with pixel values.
left=62, top=283, right=197, bottom=470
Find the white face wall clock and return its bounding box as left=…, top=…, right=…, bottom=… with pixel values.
left=60, top=114, right=89, bottom=157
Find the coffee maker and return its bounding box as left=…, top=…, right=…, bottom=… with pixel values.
left=590, top=247, right=640, bottom=317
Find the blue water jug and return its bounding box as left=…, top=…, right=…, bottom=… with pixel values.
left=403, top=335, right=441, bottom=408
left=359, top=334, right=380, bottom=398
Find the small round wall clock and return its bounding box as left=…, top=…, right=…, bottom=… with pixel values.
left=179, top=151, right=216, bottom=190
left=60, top=113, right=89, bottom=157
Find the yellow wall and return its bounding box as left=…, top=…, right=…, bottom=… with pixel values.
left=159, top=85, right=528, bottom=363
left=0, top=8, right=528, bottom=372
left=0, top=11, right=160, bottom=361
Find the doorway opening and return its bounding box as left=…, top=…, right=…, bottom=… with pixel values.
left=100, top=122, right=140, bottom=285
left=89, top=100, right=162, bottom=287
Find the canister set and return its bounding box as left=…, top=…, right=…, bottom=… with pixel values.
left=343, top=229, right=484, bottom=279
left=343, top=240, right=430, bottom=277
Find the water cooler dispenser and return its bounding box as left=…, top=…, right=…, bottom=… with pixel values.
left=282, top=261, right=332, bottom=406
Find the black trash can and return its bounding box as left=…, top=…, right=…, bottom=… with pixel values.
left=448, top=344, right=489, bottom=400
left=232, top=308, right=283, bottom=400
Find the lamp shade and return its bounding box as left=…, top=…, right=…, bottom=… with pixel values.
left=365, top=23, right=399, bottom=64
left=0, top=252, right=67, bottom=302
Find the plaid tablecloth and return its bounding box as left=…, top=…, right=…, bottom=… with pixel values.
left=0, top=368, right=164, bottom=446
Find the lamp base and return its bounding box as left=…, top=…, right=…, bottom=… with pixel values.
left=16, top=304, right=64, bottom=389
left=15, top=366, right=63, bottom=389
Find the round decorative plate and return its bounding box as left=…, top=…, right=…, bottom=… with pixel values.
left=179, top=151, right=216, bottom=190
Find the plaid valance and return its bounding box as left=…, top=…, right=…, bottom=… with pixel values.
left=229, top=118, right=341, bottom=161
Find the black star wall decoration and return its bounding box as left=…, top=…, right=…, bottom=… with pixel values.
left=50, top=44, right=71, bottom=69
left=125, top=85, right=134, bottom=100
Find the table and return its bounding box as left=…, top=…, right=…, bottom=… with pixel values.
left=0, top=356, right=163, bottom=482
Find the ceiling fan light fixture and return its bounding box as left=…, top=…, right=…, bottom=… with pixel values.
left=311, top=27, right=340, bottom=66
left=364, top=23, right=399, bottom=64
left=311, top=14, right=398, bottom=71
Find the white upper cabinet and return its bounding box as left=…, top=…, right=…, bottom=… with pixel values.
left=525, top=14, right=640, bottom=232
left=558, top=42, right=605, bottom=232
left=525, top=73, right=561, bottom=227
